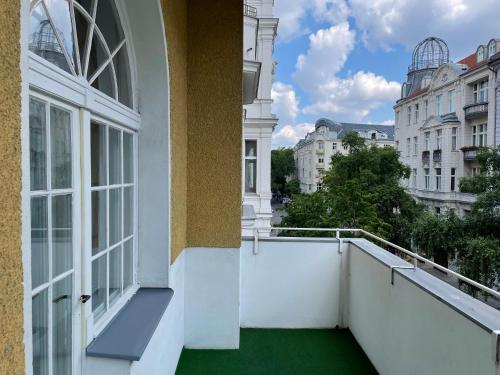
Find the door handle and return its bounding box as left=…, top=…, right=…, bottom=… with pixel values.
left=79, top=294, right=91, bottom=304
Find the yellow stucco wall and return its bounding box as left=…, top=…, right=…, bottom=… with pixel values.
left=163, top=0, right=243, bottom=259
left=0, top=0, right=25, bottom=374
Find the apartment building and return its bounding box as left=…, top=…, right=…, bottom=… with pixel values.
left=294, top=118, right=394, bottom=192
left=242, top=1, right=278, bottom=232
left=394, top=37, right=499, bottom=214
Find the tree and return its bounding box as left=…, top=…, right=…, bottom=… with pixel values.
left=271, top=148, right=296, bottom=194
left=412, top=210, right=463, bottom=268
left=281, top=132, right=423, bottom=246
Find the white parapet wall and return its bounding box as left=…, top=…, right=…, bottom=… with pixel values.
left=347, top=239, right=500, bottom=375
left=240, top=238, right=347, bottom=328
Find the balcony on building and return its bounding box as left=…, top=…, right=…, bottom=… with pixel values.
left=243, top=3, right=260, bottom=105
left=174, top=230, right=500, bottom=375
left=464, top=102, right=488, bottom=120
left=433, top=149, right=442, bottom=162
left=462, top=145, right=479, bottom=161
left=422, top=150, right=430, bottom=164
left=244, top=3, right=257, bottom=17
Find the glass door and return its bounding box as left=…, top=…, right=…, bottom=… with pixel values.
left=29, top=93, right=81, bottom=375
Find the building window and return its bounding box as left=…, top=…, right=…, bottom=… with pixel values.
left=332, top=143, right=337, bottom=150
left=451, top=127, right=458, bottom=151
left=412, top=168, right=417, bottom=188
left=396, top=111, right=400, bottom=125
left=448, top=89, right=455, bottom=113
left=451, top=168, right=456, bottom=191
left=371, top=132, right=377, bottom=140
left=415, top=103, right=419, bottom=123
left=318, top=141, right=324, bottom=150
left=245, top=140, right=257, bottom=193
left=472, top=124, right=487, bottom=146
left=436, top=94, right=443, bottom=116
left=424, top=168, right=430, bottom=190
left=473, top=80, right=488, bottom=103
left=489, top=42, right=497, bottom=57
left=424, top=99, right=428, bottom=119
left=435, top=168, right=442, bottom=191
left=436, top=129, right=443, bottom=150
left=435, top=206, right=441, bottom=214
left=407, top=106, right=411, bottom=125
left=316, top=183, right=323, bottom=190
left=471, top=167, right=480, bottom=176
left=343, top=144, right=348, bottom=151
left=406, top=138, right=411, bottom=157
left=477, top=47, right=484, bottom=62
left=318, top=157, right=324, bottom=164
left=413, top=136, right=418, bottom=156
left=424, top=132, right=430, bottom=150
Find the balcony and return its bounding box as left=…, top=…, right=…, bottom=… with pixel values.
left=464, top=102, right=488, bottom=120
left=244, top=4, right=257, bottom=17
left=433, top=149, right=442, bottom=162
left=422, top=150, right=430, bottom=164
left=462, top=145, right=480, bottom=161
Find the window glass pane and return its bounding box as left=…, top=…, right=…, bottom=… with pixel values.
left=113, top=45, right=132, bottom=107
left=245, top=140, right=257, bottom=157
left=31, top=197, right=49, bottom=289
left=245, top=159, right=257, bottom=193
left=75, top=0, right=93, bottom=15
left=109, top=246, right=121, bottom=307
left=74, top=7, right=90, bottom=74
left=96, top=0, right=125, bottom=52
left=109, top=128, right=122, bottom=184
left=124, top=187, right=133, bottom=237
left=87, top=33, right=109, bottom=80
left=123, top=132, right=133, bottom=183
left=29, top=4, right=71, bottom=73
left=123, top=239, right=133, bottom=290
left=91, top=61, right=115, bottom=98
left=91, top=123, right=107, bottom=186
left=91, top=190, right=107, bottom=255
left=50, top=106, right=72, bottom=189
left=30, top=98, right=47, bottom=191
left=109, top=188, right=122, bottom=245
left=92, top=255, right=107, bottom=320
left=43, top=0, right=77, bottom=69
left=32, top=290, right=49, bottom=375
left=52, top=194, right=73, bottom=276
left=52, top=275, right=72, bottom=375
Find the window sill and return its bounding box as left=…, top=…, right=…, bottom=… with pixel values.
left=86, top=288, right=174, bottom=361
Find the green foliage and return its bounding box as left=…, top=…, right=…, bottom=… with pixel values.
left=281, top=132, right=422, bottom=245
left=271, top=148, right=296, bottom=194
left=457, top=237, right=500, bottom=294
left=286, top=178, right=301, bottom=195
left=412, top=210, right=463, bottom=267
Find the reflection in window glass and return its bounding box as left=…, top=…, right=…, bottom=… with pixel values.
left=114, top=45, right=132, bottom=107
left=92, top=255, right=107, bottom=320
left=90, top=56, right=114, bottom=99
left=123, top=239, right=133, bottom=290
left=109, top=188, right=122, bottom=245
left=109, top=128, right=122, bottom=185
left=91, top=123, right=107, bottom=186
left=123, top=132, right=133, bottom=183
left=96, top=0, right=125, bottom=52
left=109, top=247, right=121, bottom=307
left=91, top=190, right=107, bottom=255
left=50, top=106, right=72, bottom=189
left=52, top=194, right=73, bottom=277
left=32, top=290, right=49, bottom=375
left=31, top=197, right=49, bottom=289
left=52, top=276, right=72, bottom=375
left=124, top=187, right=133, bottom=237
left=30, top=98, right=47, bottom=191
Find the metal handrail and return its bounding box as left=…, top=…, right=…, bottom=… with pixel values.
left=244, top=4, right=257, bottom=17
left=253, top=226, right=500, bottom=300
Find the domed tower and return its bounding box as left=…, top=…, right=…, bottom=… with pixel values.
left=402, top=37, right=449, bottom=98
left=29, top=20, right=67, bottom=70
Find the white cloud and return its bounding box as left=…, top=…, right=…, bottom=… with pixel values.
left=271, top=82, right=299, bottom=125
left=273, top=123, right=315, bottom=148
left=292, top=24, right=401, bottom=122
left=274, top=0, right=350, bottom=42
left=349, top=0, right=500, bottom=56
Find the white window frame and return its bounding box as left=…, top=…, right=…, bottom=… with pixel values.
left=413, top=136, right=418, bottom=156
left=244, top=139, right=258, bottom=194
left=435, top=168, right=442, bottom=191
left=450, top=168, right=456, bottom=191
left=407, top=106, right=411, bottom=125
left=436, top=94, right=443, bottom=116
left=424, top=99, right=428, bottom=119
left=436, top=129, right=443, bottom=150
left=406, top=138, right=411, bottom=157
left=448, top=89, right=455, bottom=113
left=424, top=168, right=430, bottom=190
left=473, top=80, right=489, bottom=103
left=451, top=127, right=458, bottom=151
left=424, top=132, right=430, bottom=151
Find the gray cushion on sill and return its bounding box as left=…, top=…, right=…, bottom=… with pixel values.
left=86, top=288, right=174, bottom=361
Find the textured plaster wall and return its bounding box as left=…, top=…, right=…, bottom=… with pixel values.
left=0, top=0, right=25, bottom=374
left=186, top=0, right=243, bottom=248
left=163, top=0, right=243, bottom=260
left=162, top=0, right=188, bottom=262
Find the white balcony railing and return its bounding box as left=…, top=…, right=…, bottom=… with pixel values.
left=241, top=228, right=500, bottom=375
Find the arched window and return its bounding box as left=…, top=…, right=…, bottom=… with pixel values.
left=29, top=0, right=132, bottom=107
left=488, top=41, right=497, bottom=57
left=477, top=46, right=485, bottom=63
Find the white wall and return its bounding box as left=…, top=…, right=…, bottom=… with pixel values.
left=184, top=248, right=240, bottom=349
left=240, top=238, right=345, bottom=328
left=347, top=240, right=499, bottom=375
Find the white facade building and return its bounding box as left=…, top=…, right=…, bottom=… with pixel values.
left=242, top=1, right=278, bottom=234
left=294, top=118, right=395, bottom=193
left=394, top=37, right=499, bottom=214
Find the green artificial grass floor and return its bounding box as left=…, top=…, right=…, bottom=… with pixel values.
left=176, top=329, right=378, bottom=375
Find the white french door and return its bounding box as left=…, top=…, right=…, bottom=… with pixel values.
left=29, top=92, right=81, bottom=375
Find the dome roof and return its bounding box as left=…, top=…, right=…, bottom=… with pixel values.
left=410, top=37, right=449, bottom=72
left=315, top=118, right=342, bottom=132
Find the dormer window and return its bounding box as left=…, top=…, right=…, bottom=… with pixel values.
left=371, top=132, right=376, bottom=140
left=488, top=41, right=497, bottom=57
left=477, top=46, right=485, bottom=62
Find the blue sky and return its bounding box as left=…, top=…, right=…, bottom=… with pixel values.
left=271, top=0, right=500, bottom=148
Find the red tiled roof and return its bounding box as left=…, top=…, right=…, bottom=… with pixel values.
left=458, top=53, right=477, bottom=69
left=407, top=86, right=429, bottom=99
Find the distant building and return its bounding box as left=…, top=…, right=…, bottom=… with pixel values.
left=294, top=118, right=395, bottom=193
left=394, top=37, right=499, bottom=214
